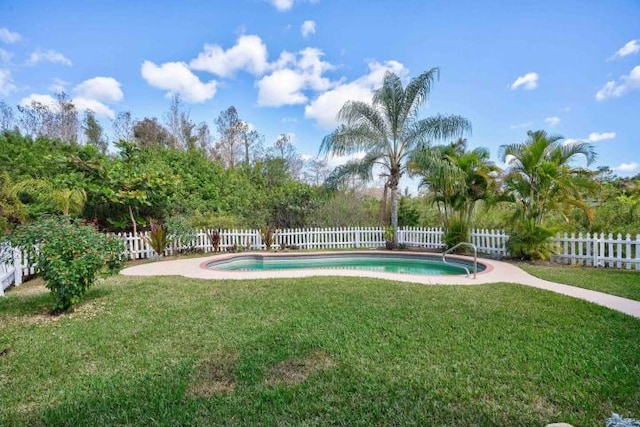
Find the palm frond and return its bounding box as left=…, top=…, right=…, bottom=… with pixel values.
left=400, top=67, right=439, bottom=123
left=409, top=114, right=472, bottom=144
left=319, top=124, right=382, bottom=156
left=323, top=156, right=379, bottom=189
left=558, top=140, right=597, bottom=166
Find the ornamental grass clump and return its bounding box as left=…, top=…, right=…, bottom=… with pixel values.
left=6, top=216, right=125, bottom=313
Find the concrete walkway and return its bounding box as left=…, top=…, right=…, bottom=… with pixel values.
left=121, top=251, right=640, bottom=319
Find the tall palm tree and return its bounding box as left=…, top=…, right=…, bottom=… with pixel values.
left=320, top=68, right=471, bottom=243
left=410, top=138, right=500, bottom=227
left=499, top=130, right=597, bottom=226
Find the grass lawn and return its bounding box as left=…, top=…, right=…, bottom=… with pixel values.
left=1, top=276, right=639, bottom=426
left=519, top=263, right=640, bottom=302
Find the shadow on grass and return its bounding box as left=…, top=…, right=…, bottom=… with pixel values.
left=0, top=286, right=111, bottom=319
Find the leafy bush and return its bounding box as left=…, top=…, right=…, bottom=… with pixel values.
left=0, top=217, right=8, bottom=240
left=6, top=216, right=125, bottom=313
left=188, top=210, right=242, bottom=229
left=507, top=220, right=555, bottom=260
left=143, top=220, right=169, bottom=257
left=398, top=197, right=421, bottom=226
left=383, top=226, right=396, bottom=250
left=444, top=219, right=469, bottom=251
left=166, top=215, right=197, bottom=253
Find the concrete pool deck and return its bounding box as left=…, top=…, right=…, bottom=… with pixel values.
left=121, top=251, right=640, bottom=319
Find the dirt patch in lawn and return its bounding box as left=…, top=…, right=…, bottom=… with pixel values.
left=266, top=350, right=335, bottom=387
left=187, top=352, right=238, bottom=397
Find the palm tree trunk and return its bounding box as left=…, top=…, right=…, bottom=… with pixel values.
left=390, top=184, right=399, bottom=245
left=379, top=183, right=388, bottom=226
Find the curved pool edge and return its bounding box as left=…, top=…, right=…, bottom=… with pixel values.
left=121, top=250, right=496, bottom=285
left=201, top=250, right=491, bottom=276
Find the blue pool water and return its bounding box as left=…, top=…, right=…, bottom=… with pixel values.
left=207, top=253, right=483, bottom=276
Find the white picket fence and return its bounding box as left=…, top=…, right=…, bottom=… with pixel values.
left=1, top=227, right=638, bottom=295
left=553, top=232, right=640, bottom=270
left=0, top=244, right=23, bottom=296
left=114, top=226, right=509, bottom=260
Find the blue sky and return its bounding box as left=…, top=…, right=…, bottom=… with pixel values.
left=1, top=0, right=639, bottom=180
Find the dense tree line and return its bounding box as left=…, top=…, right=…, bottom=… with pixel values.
left=2, top=71, right=639, bottom=259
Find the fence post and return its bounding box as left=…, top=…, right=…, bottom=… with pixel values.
left=13, top=248, right=22, bottom=286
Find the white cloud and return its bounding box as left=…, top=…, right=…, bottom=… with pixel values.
left=257, top=47, right=334, bottom=107
left=19, top=91, right=118, bottom=119
left=27, top=49, right=72, bottom=66
left=0, top=48, right=12, bottom=63
left=609, top=39, right=640, bottom=60
left=0, top=28, right=21, bottom=44
left=563, top=131, right=616, bottom=146
left=258, top=69, right=309, bottom=105
left=141, top=60, right=217, bottom=103
left=301, top=20, right=316, bottom=37
left=190, top=35, right=268, bottom=78
left=0, top=68, right=17, bottom=95
left=268, top=0, right=318, bottom=11
left=72, top=97, right=116, bottom=118
left=325, top=151, right=367, bottom=168
left=510, top=72, right=538, bottom=91
left=74, top=76, right=123, bottom=102
left=509, top=122, right=533, bottom=129
left=19, top=93, right=57, bottom=108
left=612, top=162, right=639, bottom=173
left=544, top=116, right=561, bottom=126
left=304, top=60, right=408, bottom=129
left=586, top=131, right=616, bottom=142
left=48, top=77, right=69, bottom=93
left=269, top=0, right=294, bottom=11
left=596, top=65, right=640, bottom=100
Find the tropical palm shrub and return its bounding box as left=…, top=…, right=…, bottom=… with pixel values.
left=443, top=218, right=470, bottom=251
left=410, top=138, right=500, bottom=243
left=499, top=130, right=597, bottom=259
left=500, top=130, right=597, bottom=226
left=507, top=219, right=555, bottom=260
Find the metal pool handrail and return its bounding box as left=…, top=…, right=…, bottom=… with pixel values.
left=442, top=242, right=477, bottom=279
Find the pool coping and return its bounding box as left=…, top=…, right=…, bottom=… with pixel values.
left=120, top=250, right=640, bottom=318
left=198, top=250, right=494, bottom=277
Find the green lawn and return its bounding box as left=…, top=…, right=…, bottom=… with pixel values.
left=1, top=276, right=639, bottom=426
left=519, top=263, right=640, bottom=301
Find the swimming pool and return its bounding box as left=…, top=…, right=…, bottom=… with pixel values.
left=206, top=252, right=484, bottom=276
